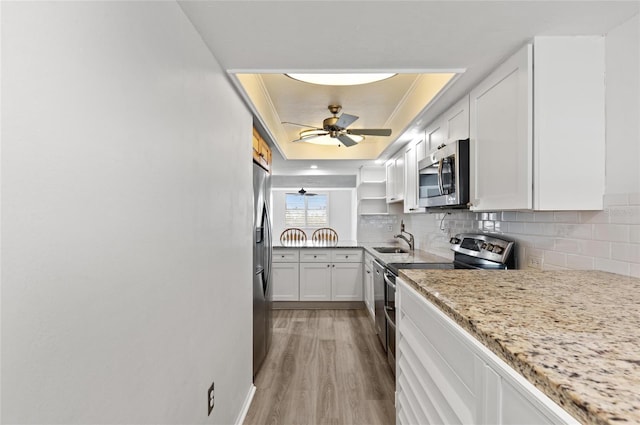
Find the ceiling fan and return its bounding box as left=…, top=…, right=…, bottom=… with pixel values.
left=287, top=188, right=318, bottom=197
left=284, top=105, right=392, bottom=147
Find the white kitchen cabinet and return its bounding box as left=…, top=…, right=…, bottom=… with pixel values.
left=386, top=153, right=404, bottom=203
left=425, top=120, right=444, bottom=153
left=272, top=248, right=300, bottom=301
left=297, top=249, right=364, bottom=302
left=363, top=263, right=374, bottom=319
left=403, top=139, right=425, bottom=213
left=396, top=278, right=579, bottom=425
left=470, top=37, right=605, bottom=211
left=299, top=263, right=332, bottom=301
left=271, top=262, right=299, bottom=301
left=425, top=95, right=470, bottom=153
left=444, top=95, right=470, bottom=142
left=331, top=262, right=363, bottom=301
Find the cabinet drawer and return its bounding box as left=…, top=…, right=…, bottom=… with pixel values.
left=364, top=252, right=374, bottom=267
left=331, top=249, right=363, bottom=263
left=273, top=249, right=299, bottom=262
left=299, top=249, right=331, bottom=262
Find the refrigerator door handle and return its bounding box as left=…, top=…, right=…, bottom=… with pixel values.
left=262, top=202, right=273, bottom=296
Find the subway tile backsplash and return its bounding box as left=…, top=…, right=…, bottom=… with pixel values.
left=400, top=192, right=640, bottom=278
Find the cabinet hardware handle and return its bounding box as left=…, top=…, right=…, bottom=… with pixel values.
left=327, top=264, right=330, bottom=267
left=313, top=255, right=317, bottom=258
left=332, top=265, right=335, bottom=268
left=346, top=255, right=349, bottom=258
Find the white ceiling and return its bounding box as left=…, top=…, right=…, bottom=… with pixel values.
left=179, top=0, right=639, bottom=173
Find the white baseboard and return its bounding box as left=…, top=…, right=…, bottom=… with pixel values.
left=234, top=384, right=256, bottom=425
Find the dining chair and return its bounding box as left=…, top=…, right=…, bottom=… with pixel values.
left=280, top=228, right=307, bottom=244
left=311, top=227, right=338, bottom=243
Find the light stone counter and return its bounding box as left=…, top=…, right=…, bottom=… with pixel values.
left=273, top=241, right=452, bottom=266
left=399, top=269, right=640, bottom=425
left=361, top=243, right=452, bottom=266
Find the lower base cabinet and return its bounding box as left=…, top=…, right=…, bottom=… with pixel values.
left=396, top=278, right=579, bottom=425
left=273, top=248, right=363, bottom=302
left=363, top=262, right=375, bottom=320
left=299, top=263, right=332, bottom=301
left=272, top=262, right=299, bottom=301
left=299, top=262, right=363, bottom=301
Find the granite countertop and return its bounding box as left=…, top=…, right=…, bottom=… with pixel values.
left=273, top=240, right=453, bottom=266
left=399, top=269, right=640, bottom=425
left=273, top=240, right=361, bottom=248
left=360, top=243, right=452, bottom=266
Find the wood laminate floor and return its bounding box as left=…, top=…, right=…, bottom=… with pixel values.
left=244, top=309, right=396, bottom=425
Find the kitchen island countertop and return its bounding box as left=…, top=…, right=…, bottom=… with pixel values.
left=399, top=269, right=640, bottom=425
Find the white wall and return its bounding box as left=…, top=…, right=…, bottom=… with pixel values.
left=404, top=15, right=640, bottom=278
left=272, top=189, right=355, bottom=242
left=1, top=2, right=253, bottom=424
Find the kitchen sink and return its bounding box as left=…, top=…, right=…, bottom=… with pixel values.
left=373, top=247, right=409, bottom=254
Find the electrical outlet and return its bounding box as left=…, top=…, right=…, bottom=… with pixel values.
left=207, top=381, right=215, bottom=416
left=527, top=256, right=543, bottom=270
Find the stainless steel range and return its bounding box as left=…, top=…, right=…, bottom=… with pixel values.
left=378, top=233, right=516, bottom=375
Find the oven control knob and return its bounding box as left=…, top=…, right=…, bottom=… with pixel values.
left=481, top=243, right=488, bottom=250
left=485, top=243, right=494, bottom=252
left=449, top=237, right=461, bottom=244
left=493, top=246, right=504, bottom=254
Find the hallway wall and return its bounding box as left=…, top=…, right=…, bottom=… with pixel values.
left=1, top=2, right=253, bottom=423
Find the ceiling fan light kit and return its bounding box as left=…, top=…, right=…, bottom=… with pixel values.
left=285, top=73, right=397, bottom=86
left=287, top=104, right=392, bottom=148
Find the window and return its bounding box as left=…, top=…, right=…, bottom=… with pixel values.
left=285, top=193, right=328, bottom=228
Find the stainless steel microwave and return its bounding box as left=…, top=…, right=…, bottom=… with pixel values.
left=418, top=139, right=470, bottom=208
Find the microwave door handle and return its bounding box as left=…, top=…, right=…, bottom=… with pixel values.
left=437, top=158, right=445, bottom=195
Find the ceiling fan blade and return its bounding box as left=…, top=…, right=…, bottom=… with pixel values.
left=291, top=132, right=328, bottom=143
left=348, top=128, right=392, bottom=136
left=334, top=113, right=359, bottom=129
left=281, top=121, right=319, bottom=129
left=337, top=133, right=358, bottom=147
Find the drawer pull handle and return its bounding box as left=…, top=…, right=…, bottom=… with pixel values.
left=314, top=255, right=317, bottom=258
left=346, top=255, right=349, bottom=258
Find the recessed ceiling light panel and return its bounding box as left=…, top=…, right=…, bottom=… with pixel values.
left=286, top=73, right=397, bottom=86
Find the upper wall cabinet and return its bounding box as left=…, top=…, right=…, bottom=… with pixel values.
left=425, top=95, right=470, bottom=152
left=253, top=127, right=272, bottom=172
left=403, top=139, right=425, bottom=213
left=469, top=37, right=605, bottom=211
left=386, top=153, right=405, bottom=203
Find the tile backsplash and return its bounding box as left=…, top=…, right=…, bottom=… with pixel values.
left=401, top=192, right=640, bottom=277
left=357, top=215, right=400, bottom=243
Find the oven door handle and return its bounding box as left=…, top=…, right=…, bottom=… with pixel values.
left=384, top=306, right=395, bottom=313
left=383, top=272, right=396, bottom=290
left=384, top=308, right=396, bottom=329
left=437, top=158, right=445, bottom=195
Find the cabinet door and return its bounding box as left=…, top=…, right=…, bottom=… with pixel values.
left=394, top=155, right=405, bottom=201
left=299, top=263, right=332, bottom=301
left=470, top=44, right=532, bottom=211
left=404, top=143, right=420, bottom=213
left=331, top=263, right=363, bottom=301
left=416, top=139, right=427, bottom=162
left=445, top=95, right=470, bottom=142
left=425, top=120, right=444, bottom=152
left=386, top=160, right=396, bottom=203
left=364, top=265, right=375, bottom=320
left=272, top=262, right=299, bottom=301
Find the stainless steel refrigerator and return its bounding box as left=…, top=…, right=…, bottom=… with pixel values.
left=252, top=162, right=272, bottom=378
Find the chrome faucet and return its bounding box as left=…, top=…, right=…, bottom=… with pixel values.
left=394, top=219, right=415, bottom=251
